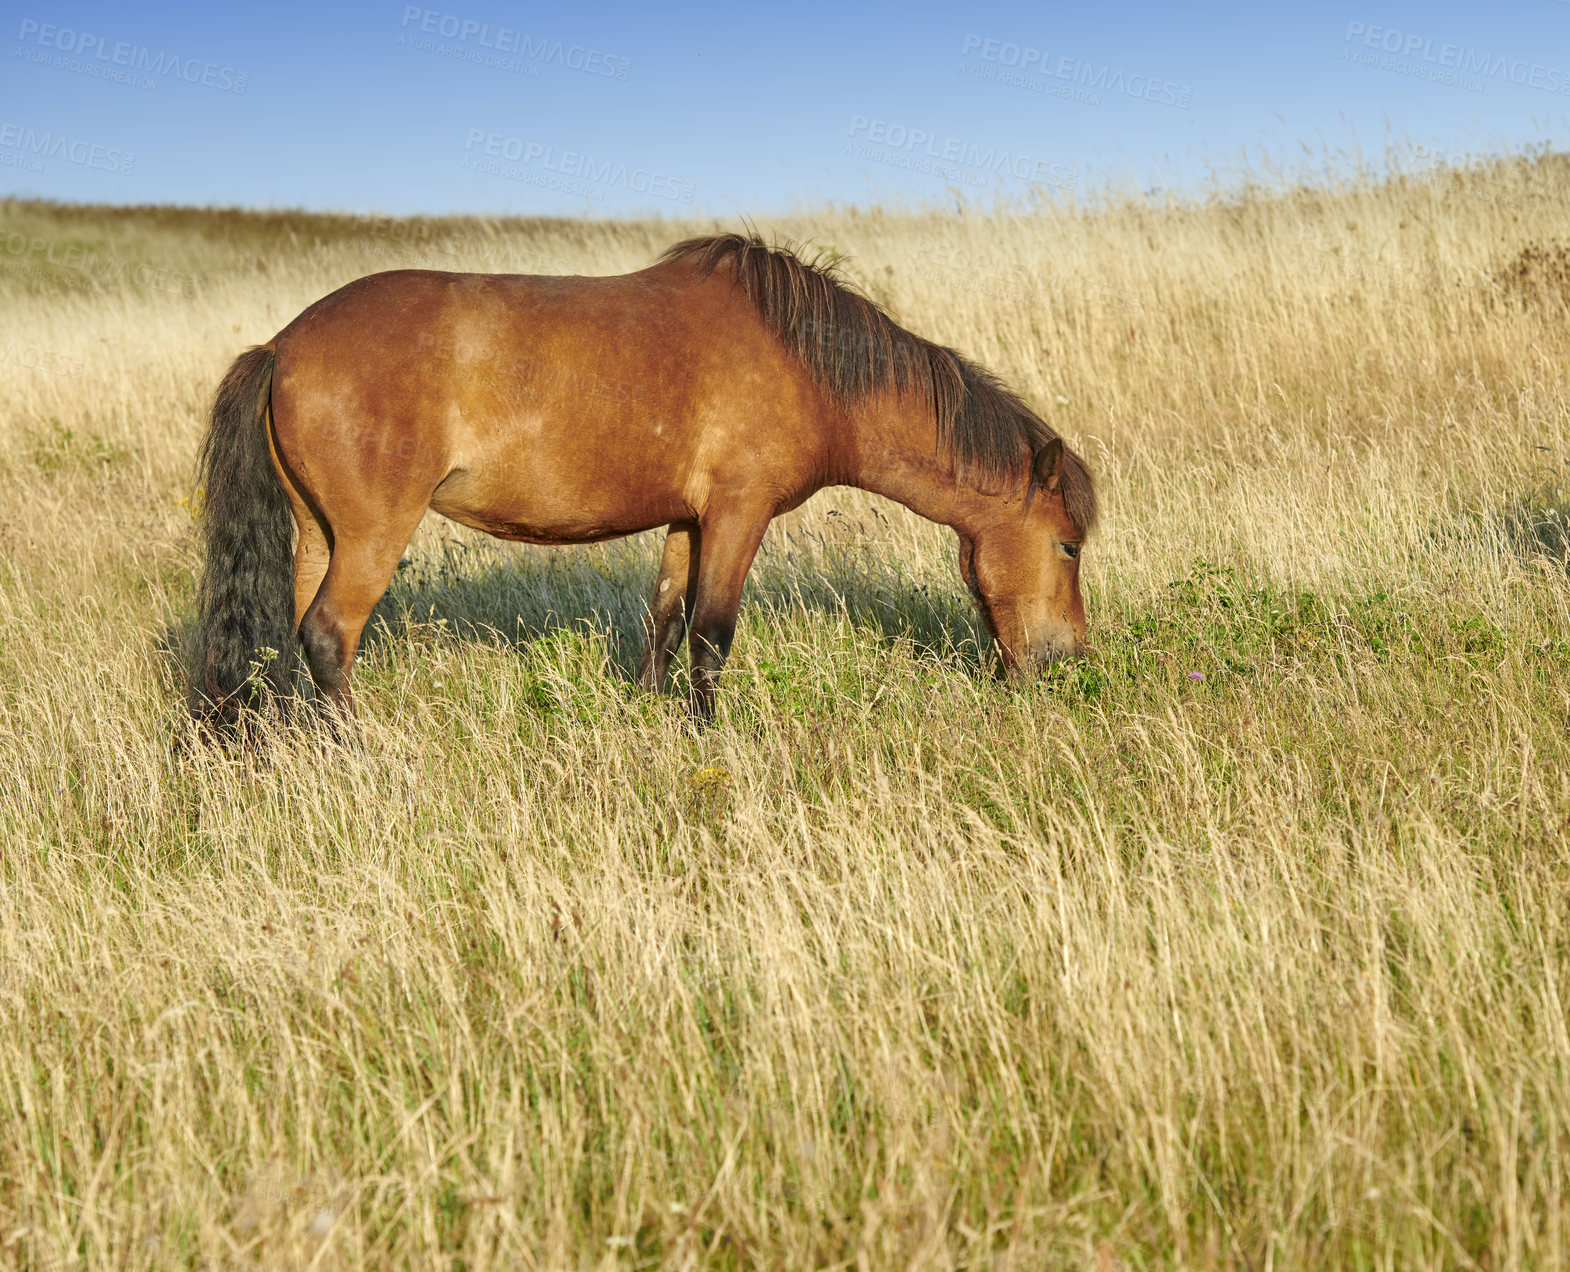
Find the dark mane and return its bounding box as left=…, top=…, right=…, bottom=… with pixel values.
left=658, top=232, right=1097, bottom=533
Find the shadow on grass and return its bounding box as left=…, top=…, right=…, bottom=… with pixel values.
left=364, top=527, right=990, bottom=682
left=1439, top=474, right=1570, bottom=573
left=155, top=521, right=991, bottom=714
left=1496, top=490, right=1570, bottom=567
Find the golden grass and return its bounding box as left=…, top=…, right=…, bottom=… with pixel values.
left=1, top=153, right=1569, bottom=1269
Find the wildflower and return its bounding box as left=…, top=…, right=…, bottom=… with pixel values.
left=1187, top=671, right=1204, bottom=681
left=685, top=765, right=733, bottom=792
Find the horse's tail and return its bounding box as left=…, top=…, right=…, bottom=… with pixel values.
left=189, top=345, right=296, bottom=732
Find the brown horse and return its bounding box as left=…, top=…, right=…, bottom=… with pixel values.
left=191, top=233, right=1096, bottom=731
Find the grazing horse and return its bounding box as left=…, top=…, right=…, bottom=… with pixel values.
left=191, top=233, right=1096, bottom=732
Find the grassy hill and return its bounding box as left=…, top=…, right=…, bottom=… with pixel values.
left=1, top=154, right=1569, bottom=1268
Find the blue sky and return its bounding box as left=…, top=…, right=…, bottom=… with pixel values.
left=2, top=0, right=1567, bottom=215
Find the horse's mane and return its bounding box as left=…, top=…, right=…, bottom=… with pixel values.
left=658, top=232, right=1096, bottom=533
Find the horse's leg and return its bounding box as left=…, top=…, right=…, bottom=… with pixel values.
left=636, top=521, right=699, bottom=693
left=270, top=419, right=333, bottom=683
left=285, top=493, right=331, bottom=632
left=686, top=506, right=771, bottom=725
left=297, top=527, right=417, bottom=721
left=278, top=498, right=330, bottom=720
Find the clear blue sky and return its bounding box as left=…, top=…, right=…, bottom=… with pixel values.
left=2, top=0, right=1567, bottom=215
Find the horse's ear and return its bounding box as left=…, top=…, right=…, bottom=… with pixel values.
left=1033, top=438, right=1064, bottom=494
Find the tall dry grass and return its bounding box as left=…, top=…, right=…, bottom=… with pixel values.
left=1, top=154, right=1569, bottom=1269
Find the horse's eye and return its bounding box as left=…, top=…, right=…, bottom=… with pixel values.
left=1060, top=542, right=1081, bottom=559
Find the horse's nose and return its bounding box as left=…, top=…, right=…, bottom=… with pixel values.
left=1063, top=611, right=1089, bottom=657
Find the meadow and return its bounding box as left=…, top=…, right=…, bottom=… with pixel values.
left=1, top=152, right=1569, bottom=1268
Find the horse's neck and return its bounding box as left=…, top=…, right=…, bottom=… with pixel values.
left=840, top=399, right=988, bottom=533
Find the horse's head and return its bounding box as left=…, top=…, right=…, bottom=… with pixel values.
left=957, top=438, right=1090, bottom=674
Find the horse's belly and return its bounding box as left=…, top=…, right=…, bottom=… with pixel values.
left=429, top=459, right=688, bottom=545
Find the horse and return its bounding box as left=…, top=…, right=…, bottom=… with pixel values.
left=190, top=232, right=1096, bottom=733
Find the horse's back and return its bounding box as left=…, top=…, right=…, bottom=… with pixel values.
left=267, top=264, right=831, bottom=542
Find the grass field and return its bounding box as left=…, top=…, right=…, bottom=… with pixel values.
left=2, top=153, right=1569, bottom=1269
